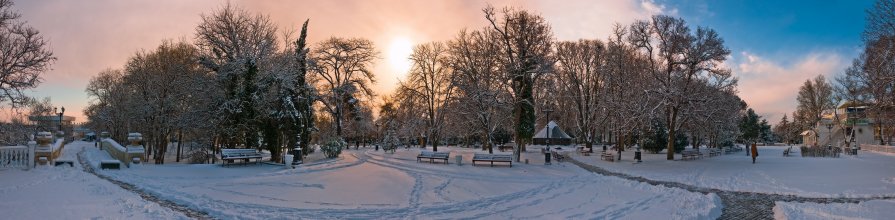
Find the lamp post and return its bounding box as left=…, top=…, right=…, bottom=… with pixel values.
left=542, top=109, right=553, bottom=165
left=54, top=106, right=65, bottom=133
left=826, top=123, right=833, bottom=149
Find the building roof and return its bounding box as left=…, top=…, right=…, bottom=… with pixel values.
left=534, top=121, right=572, bottom=139
left=28, top=115, right=76, bottom=122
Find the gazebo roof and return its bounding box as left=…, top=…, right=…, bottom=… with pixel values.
left=534, top=121, right=572, bottom=139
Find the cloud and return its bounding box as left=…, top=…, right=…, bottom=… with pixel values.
left=732, top=51, right=849, bottom=125
left=5, top=0, right=673, bottom=122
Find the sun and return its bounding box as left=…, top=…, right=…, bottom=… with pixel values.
left=387, top=37, right=414, bottom=76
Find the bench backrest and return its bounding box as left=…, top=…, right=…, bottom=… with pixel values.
left=491, top=155, right=512, bottom=161
left=473, top=153, right=491, bottom=160
left=419, top=151, right=434, bottom=157
left=432, top=152, right=450, bottom=158
left=222, top=148, right=260, bottom=156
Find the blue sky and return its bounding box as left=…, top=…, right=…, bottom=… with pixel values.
left=671, top=0, right=869, bottom=59
left=662, top=0, right=871, bottom=123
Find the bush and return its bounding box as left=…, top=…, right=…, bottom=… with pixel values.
left=188, top=150, right=210, bottom=164
left=673, top=132, right=688, bottom=153
left=642, top=120, right=667, bottom=154
left=381, top=131, right=400, bottom=153
left=321, top=137, right=346, bottom=159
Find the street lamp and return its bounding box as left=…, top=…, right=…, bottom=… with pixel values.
left=826, top=122, right=833, bottom=149
left=54, top=106, right=65, bottom=133
left=542, top=109, right=553, bottom=165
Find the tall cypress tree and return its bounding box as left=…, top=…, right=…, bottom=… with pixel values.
left=293, top=19, right=315, bottom=161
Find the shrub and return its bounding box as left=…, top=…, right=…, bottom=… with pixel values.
left=188, top=150, right=210, bottom=164
left=321, top=137, right=346, bottom=159
left=642, top=120, right=667, bottom=154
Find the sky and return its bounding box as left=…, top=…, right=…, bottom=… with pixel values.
left=3, top=0, right=873, bottom=125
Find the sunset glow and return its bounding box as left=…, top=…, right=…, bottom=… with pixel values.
left=387, top=37, right=414, bottom=76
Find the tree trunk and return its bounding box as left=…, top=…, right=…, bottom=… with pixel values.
left=666, top=108, right=678, bottom=160
left=176, top=130, right=183, bottom=163
left=617, top=134, right=624, bottom=161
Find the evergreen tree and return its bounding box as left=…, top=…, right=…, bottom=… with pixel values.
left=293, top=20, right=316, bottom=160
left=738, top=108, right=761, bottom=144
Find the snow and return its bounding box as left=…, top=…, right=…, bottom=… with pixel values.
left=85, top=144, right=721, bottom=219
left=0, top=141, right=186, bottom=219
left=572, top=145, right=895, bottom=198
left=774, top=200, right=895, bottom=220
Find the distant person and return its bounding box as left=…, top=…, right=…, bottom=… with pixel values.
left=751, top=143, right=758, bottom=164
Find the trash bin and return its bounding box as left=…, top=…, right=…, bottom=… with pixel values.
left=634, top=151, right=642, bottom=162
left=852, top=148, right=858, bottom=155
left=545, top=152, right=551, bottom=165
left=456, top=155, right=462, bottom=166
left=284, top=154, right=294, bottom=169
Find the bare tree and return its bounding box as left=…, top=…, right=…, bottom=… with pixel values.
left=311, top=37, right=378, bottom=137
left=484, top=6, right=555, bottom=161
left=122, top=41, right=205, bottom=164
left=553, top=39, right=607, bottom=151
left=627, top=15, right=732, bottom=160
left=448, top=29, right=512, bottom=154
left=400, top=42, right=455, bottom=151
left=195, top=3, right=278, bottom=149
left=0, top=0, right=55, bottom=108
left=796, top=75, right=835, bottom=137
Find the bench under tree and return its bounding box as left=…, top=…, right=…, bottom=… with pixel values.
left=221, top=148, right=263, bottom=166
left=472, top=153, right=512, bottom=167
left=417, top=151, right=450, bottom=164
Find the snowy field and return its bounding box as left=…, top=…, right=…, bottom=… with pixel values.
left=572, top=145, right=895, bottom=198
left=79, top=142, right=721, bottom=219
left=0, top=142, right=186, bottom=219
left=774, top=199, right=895, bottom=220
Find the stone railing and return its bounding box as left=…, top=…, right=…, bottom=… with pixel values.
left=860, top=144, right=895, bottom=154
left=101, top=137, right=144, bottom=167
left=34, top=137, right=65, bottom=164
left=0, top=145, right=34, bottom=170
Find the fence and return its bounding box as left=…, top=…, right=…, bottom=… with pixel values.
left=860, top=144, right=895, bottom=154
left=0, top=145, right=34, bottom=170
left=101, top=138, right=144, bottom=167
left=800, top=146, right=840, bottom=158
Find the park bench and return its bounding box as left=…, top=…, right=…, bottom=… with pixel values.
left=472, top=153, right=512, bottom=167
left=708, top=148, right=721, bottom=157
left=681, top=149, right=701, bottom=161
left=100, top=160, right=121, bottom=170
left=783, top=146, right=792, bottom=157
left=417, top=151, right=450, bottom=164
left=600, top=152, right=615, bottom=162
left=552, top=151, right=566, bottom=162
left=54, top=159, right=74, bottom=167
left=577, top=147, right=591, bottom=156
left=221, top=148, right=263, bottom=166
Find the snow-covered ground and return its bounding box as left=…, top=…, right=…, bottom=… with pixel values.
left=572, top=145, right=895, bottom=198
left=0, top=142, right=186, bottom=219
left=84, top=143, right=721, bottom=219
left=774, top=199, right=895, bottom=220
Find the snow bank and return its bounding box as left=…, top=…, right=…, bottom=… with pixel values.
left=774, top=199, right=895, bottom=220
left=91, top=146, right=721, bottom=219
left=572, top=145, right=895, bottom=198
left=0, top=141, right=186, bottom=219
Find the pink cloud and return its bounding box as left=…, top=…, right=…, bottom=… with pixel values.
left=5, top=0, right=672, bottom=123
left=732, top=52, right=848, bottom=125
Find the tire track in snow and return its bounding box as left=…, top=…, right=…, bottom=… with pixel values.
left=76, top=147, right=213, bottom=220
left=565, top=155, right=895, bottom=220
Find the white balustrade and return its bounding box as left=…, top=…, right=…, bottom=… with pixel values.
left=0, top=145, right=33, bottom=170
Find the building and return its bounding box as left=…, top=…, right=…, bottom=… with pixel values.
left=533, top=121, right=573, bottom=145
left=28, top=115, right=75, bottom=136
left=810, top=102, right=882, bottom=148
